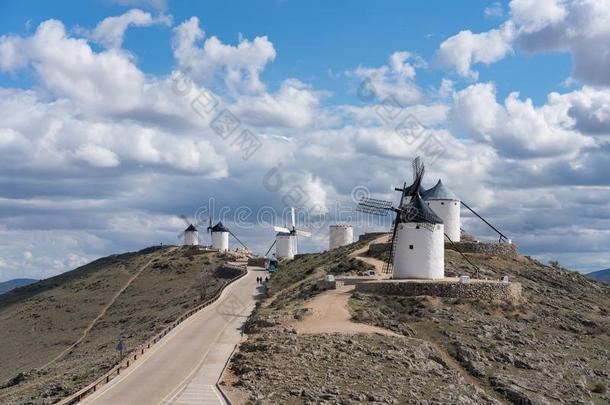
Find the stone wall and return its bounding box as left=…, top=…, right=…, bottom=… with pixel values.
left=356, top=279, right=522, bottom=303
left=445, top=241, right=518, bottom=258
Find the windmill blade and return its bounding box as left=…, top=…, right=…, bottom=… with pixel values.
left=176, top=215, right=190, bottom=240
left=229, top=230, right=249, bottom=251
left=207, top=217, right=212, bottom=233
left=274, top=226, right=291, bottom=233
left=356, top=197, right=394, bottom=216
left=290, top=207, right=296, bottom=229
left=265, top=240, right=277, bottom=257
left=295, top=229, right=311, bottom=237
left=411, top=156, right=425, bottom=193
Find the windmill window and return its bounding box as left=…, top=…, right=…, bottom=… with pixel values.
left=441, top=202, right=445, bottom=205
left=416, top=225, right=420, bottom=229
left=409, top=245, right=414, bottom=249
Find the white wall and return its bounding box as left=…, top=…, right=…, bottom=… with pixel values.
left=393, top=222, right=444, bottom=279
left=426, top=199, right=460, bottom=242
left=276, top=234, right=295, bottom=259
left=329, top=225, right=353, bottom=250
left=212, top=231, right=229, bottom=251
left=184, top=230, right=199, bottom=246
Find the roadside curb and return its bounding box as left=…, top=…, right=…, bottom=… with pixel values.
left=215, top=333, right=247, bottom=405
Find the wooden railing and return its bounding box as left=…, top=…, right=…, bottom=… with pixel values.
left=58, top=264, right=248, bottom=405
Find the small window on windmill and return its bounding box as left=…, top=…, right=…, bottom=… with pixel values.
left=441, top=202, right=445, bottom=205
left=416, top=225, right=420, bottom=229
left=409, top=245, right=414, bottom=250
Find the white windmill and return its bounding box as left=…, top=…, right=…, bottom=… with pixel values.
left=208, top=220, right=250, bottom=253
left=422, top=179, right=461, bottom=242
left=329, top=225, right=353, bottom=250
left=183, top=224, right=199, bottom=246
left=264, top=207, right=311, bottom=259
left=357, top=158, right=445, bottom=279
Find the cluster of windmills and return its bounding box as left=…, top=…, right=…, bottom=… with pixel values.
left=178, top=156, right=509, bottom=276
left=180, top=215, right=248, bottom=253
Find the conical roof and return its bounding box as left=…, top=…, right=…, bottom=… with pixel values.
left=403, top=193, right=443, bottom=224
left=185, top=224, right=197, bottom=232
left=211, top=221, right=229, bottom=232
left=422, top=179, right=458, bottom=201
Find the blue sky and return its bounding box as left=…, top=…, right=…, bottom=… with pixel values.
left=0, top=0, right=574, bottom=103
left=0, top=0, right=609, bottom=281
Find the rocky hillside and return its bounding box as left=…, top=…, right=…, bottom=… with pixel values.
left=0, top=246, right=243, bottom=405
left=223, top=241, right=610, bottom=405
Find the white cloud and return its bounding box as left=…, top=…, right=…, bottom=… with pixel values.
left=172, top=17, right=276, bottom=94
left=91, top=8, right=172, bottom=48
left=452, top=82, right=597, bottom=158
left=230, top=79, right=322, bottom=128
left=484, top=2, right=504, bottom=19
left=510, top=0, right=568, bottom=32
left=0, top=19, right=145, bottom=112
left=439, top=0, right=610, bottom=86
left=348, top=51, right=424, bottom=105
left=0, top=35, right=28, bottom=72
left=437, top=22, right=515, bottom=80
left=75, top=144, right=121, bottom=167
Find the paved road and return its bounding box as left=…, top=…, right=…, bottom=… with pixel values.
left=84, top=267, right=265, bottom=405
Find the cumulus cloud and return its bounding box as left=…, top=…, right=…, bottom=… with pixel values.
left=347, top=51, right=425, bottom=105
left=437, top=22, right=515, bottom=80
left=439, top=0, right=610, bottom=86
left=75, top=144, right=121, bottom=167
left=452, top=82, right=597, bottom=158
left=172, top=17, right=276, bottom=94
left=230, top=79, right=322, bottom=128
left=90, top=8, right=172, bottom=48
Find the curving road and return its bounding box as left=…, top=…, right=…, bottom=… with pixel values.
left=83, top=267, right=264, bottom=405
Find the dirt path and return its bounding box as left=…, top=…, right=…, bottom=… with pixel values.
left=349, top=235, right=391, bottom=279
left=292, top=284, right=398, bottom=335
left=39, top=247, right=177, bottom=370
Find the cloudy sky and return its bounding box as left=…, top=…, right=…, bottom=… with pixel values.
left=1, top=0, right=609, bottom=281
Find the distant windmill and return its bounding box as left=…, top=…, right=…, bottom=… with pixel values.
left=184, top=224, right=199, bottom=246
left=357, top=157, right=445, bottom=279
left=264, top=207, right=311, bottom=259
left=178, top=214, right=204, bottom=246
left=208, top=218, right=250, bottom=253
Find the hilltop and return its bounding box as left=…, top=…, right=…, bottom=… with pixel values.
left=0, top=245, right=245, bottom=405
left=0, top=279, right=37, bottom=295
left=221, top=238, right=610, bottom=404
